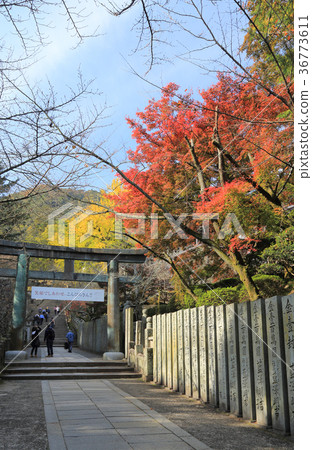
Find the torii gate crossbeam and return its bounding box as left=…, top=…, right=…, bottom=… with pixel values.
left=0, top=240, right=146, bottom=353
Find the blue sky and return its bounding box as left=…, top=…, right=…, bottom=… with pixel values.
left=4, top=0, right=243, bottom=192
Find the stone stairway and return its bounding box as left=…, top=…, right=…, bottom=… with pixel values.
left=52, top=311, right=75, bottom=347
left=30, top=299, right=76, bottom=347
left=1, top=360, right=141, bottom=380
left=4, top=300, right=141, bottom=380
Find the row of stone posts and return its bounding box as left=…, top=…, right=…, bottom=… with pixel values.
left=125, top=308, right=154, bottom=381
left=125, top=295, right=294, bottom=435
left=153, top=295, right=294, bottom=434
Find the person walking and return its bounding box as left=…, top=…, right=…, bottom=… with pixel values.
left=66, top=330, right=75, bottom=353
left=39, top=313, right=45, bottom=325
left=56, top=306, right=60, bottom=315
left=33, top=314, right=40, bottom=326
left=54, top=306, right=57, bottom=315
left=30, top=326, right=41, bottom=357
left=44, top=325, right=55, bottom=357
left=49, top=318, right=55, bottom=329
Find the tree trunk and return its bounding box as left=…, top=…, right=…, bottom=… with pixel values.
left=170, top=262, right=197, bottom=301
left=185, top=136, right=206, bottom=194
left=212, top=106, right=227, bottom=186
left=229, top=254, right=259, bottom=301
left=210, top=246, right=259, bottom=301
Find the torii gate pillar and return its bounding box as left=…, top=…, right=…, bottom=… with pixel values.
left=106, top=259, right=121, bottom=354
left=11, top=254, right=29, bottom=349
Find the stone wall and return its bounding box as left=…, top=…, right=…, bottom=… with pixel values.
left=0, top=279, right=14, bottom=367
left=127, top=294, right=294, bottom=435
left=73, top=315, right=107, bottom=354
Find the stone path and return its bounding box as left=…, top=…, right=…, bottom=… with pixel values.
left=43, top=379, right=209, bottom=450
left=36, top=348, right=208, bottom=449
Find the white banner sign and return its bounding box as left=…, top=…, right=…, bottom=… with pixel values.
left=31, top=286, right=104, bottom=302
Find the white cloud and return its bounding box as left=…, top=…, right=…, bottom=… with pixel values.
left=25, top=1, right=118, bottom=82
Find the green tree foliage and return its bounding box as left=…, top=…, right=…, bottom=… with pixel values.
left=0, top=165, right=28, bottom=240
left=241, top=0, right=294, bottom=89
left=258, top=225, right=294, bottom=279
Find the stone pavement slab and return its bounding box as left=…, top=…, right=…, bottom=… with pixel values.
left=64, top=434, right=131, bottom=450
left=42, top=379, right=210, bottom=450
left=21, top=345, right=103, bottom=362
left=131, top=443, right=193, bottom=450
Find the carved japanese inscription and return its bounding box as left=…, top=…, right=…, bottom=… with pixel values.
left=184, top=308, right=192, bottom=397
left=216, top=304, right=229, bottom=411
left=198, top=305, right=208, bottom=403
left=167, top=312, right=173, bottom=389
left=265, top=296, right=290, bottom=433
left=177, top=309, right=185, bottom=394
left=191, top=308, right=200, bottom=399
left=226, top=303, right=242, bottom=416
left=207, top=305, right=218, bottom=406
left=251, top=298, right=271, bottom=427
left=153, top=315, right=157, bottom=383
left=172, top=312, right=179, bottom=391
left=282, top=294, right=294, bottom=435
left=161, top=314, right=167, bottom=386
left=156, top=314, right=162, bottom=384
left=238, top=302, right=256, bottom=421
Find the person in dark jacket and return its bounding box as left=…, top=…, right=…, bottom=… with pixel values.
left=33, top=314, right=40, bottom=326
left=30, top=326, right=41, bottom=357
left=44, top=326, right=55, bottom=357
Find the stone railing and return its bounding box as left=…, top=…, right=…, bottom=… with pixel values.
left=125, top=308, right=153, bottom=381
left=126, top=294, right=294, bottom=435
left=73, top=315, right=107, bottom=354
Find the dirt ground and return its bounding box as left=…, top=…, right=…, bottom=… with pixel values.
left=0, top=379, right=48, bottom=450
left=111, top=379, right=294, bottom=450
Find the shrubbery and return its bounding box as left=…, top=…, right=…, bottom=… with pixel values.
left=178, top=275, right=291, bottom=309
left=238, top=274, right=290, bottom=301
left=145, top=297, right=178, bottom=317
left=145, top=274, right=292, bottom=316
left=207, top=278, right=241, bottom=289
left=195, top=287, right=240, bottom=307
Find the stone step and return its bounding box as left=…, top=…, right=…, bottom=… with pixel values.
left=1, top=372, right=141, bottom=380
left=5, top=366, right=130, bottom=374
left=6, top=361, right=127, bottom=368
left=33, top=345, right=78, bottom=349
left=52, top=345, right=78, bottom=348
left=52, top=339, right=77, bottom=341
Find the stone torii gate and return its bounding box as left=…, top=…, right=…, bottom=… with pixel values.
left=0, top=240, right=146, bottom=355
